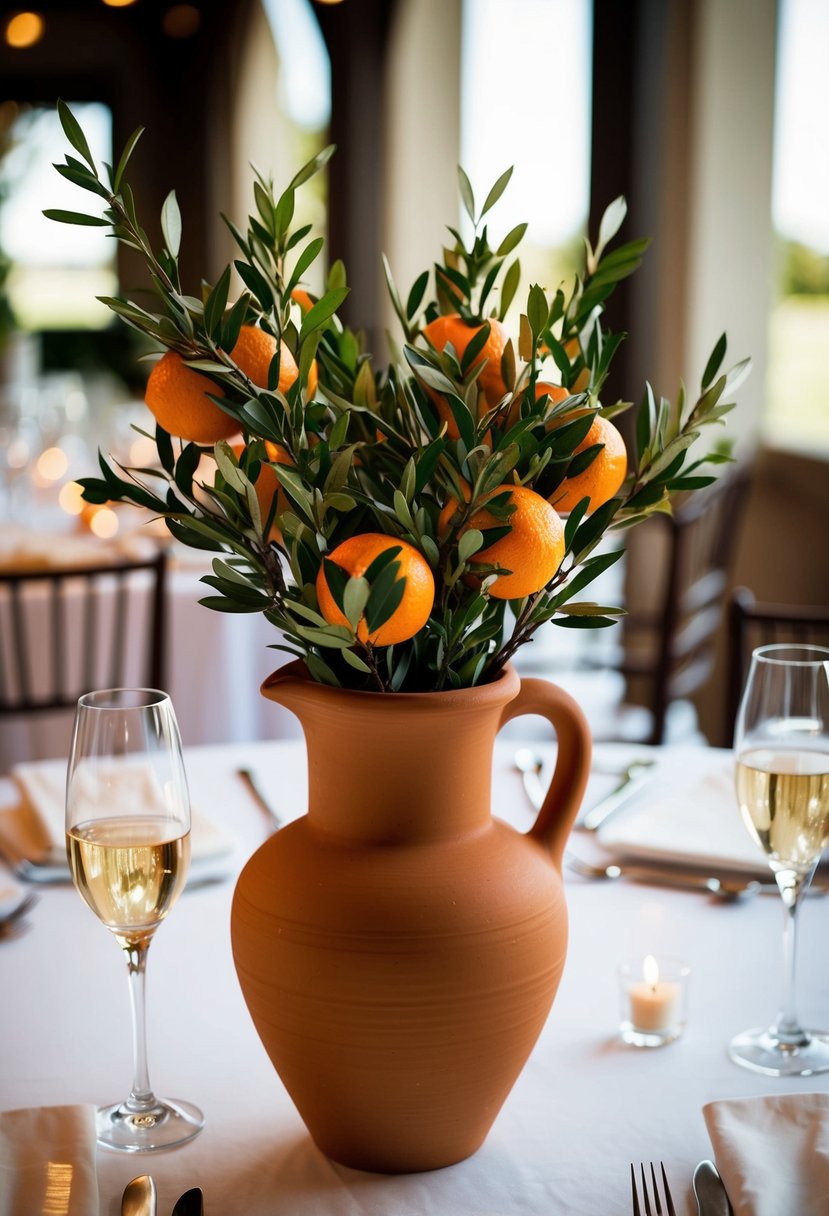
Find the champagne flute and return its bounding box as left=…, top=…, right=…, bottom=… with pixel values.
left=730, top=643, right=829, bottom=1076
left=66, top=688, right=204, bottom=1150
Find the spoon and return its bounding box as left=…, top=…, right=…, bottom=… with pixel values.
left=121, top=1175, right=157, bottom=1216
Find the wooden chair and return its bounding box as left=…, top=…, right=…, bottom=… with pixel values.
left=0, top=549, right=168, bottom=716
left=602, top=467, right=750, bottom=744
left=725, top=586, right=829, bottom=742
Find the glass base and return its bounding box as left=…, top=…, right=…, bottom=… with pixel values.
left=620, top=1020, right=684, bottom=1048
left=96, top=1097, right=204, bottom=1152
left=729, top=1026, right=829, bottom=1077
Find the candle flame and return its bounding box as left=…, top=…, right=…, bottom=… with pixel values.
left=643, top=954, right=659, bottom=988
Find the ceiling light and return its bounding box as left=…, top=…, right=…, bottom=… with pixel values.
left=5, top=11, right=45, bottom=48
left=162, top=4, right=200, bottom=37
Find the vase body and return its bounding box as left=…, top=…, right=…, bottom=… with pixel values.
left=231, top=660, right=591, bottom=1173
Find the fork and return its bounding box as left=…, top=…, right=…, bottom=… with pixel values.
left=631, top=1162, right=676, bottom=1216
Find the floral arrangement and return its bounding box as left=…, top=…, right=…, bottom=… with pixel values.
left=47, top=102, right=748, bottom=694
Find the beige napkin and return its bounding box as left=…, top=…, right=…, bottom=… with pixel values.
left=703, top=1092, right=829, bottom=1216
left=596, top=746, right=768, bottom=873
left=0, top=1104, right=99, bottom=1216
left=0, top=758, right=233, bottom=864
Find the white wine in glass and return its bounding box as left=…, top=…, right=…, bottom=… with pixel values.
left=730, top=644, right=829, bottom=1076
left=66, top=688, right=204, bottom=1150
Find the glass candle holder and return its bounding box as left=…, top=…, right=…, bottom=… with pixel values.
left=618, top=955, right=690, bottom=1047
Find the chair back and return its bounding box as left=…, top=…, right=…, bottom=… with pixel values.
left=0, top=549, right=167, bottom=716
left=726, top=586, right=829, bottom=742
left=619, top=466, right=749, bottom=743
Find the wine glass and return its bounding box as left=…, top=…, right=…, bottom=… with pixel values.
left=730, top=643, right=829, bottom=1076
left=66, top=688, right=204, bottom=1150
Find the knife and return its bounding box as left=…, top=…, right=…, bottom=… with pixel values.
left=580, top=759, right=654, bottom=830
left=121, top=1175, right=157, bottom=1216
left=692, top=1160, right=732, bottom=1215
left=172, top=1187, right=204, bottom=1216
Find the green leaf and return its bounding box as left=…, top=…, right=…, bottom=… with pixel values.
left=322, top=556, right=349, bottom=613
left=499, top=259, right=521, bottom=321
left=234, top=260, right=274, bottom=311
left=299, top=286, right=349, bottom=342
left=458, top=528, right=484, bottom=563
left=113, top=125, right=144, bottom=192
left=274, top=185, right=295, bottom=237
left=406, top=270, right=430, bottom=321
left=458, top=166, right=476, bottom=222
left=596, top=196, right=627, bottom=258
left=496, top=222, right=527, bottom=258
left=343, top=577, right=370, bottom=628
left=701, top=333, right=727, bottom=390
left=289, top=142, right=335, bottom=190
left=57, top=100, right=96, bottom=171
left=341, top=648, right=372, bottom=674
left=204, top=265, right=231, bottom=341
left=161, top=190, right=182, bottom=258
left=287, top=236, right=324, bottom=296
left=481, top=166, right=513, bottom=217
left=42, top=209, right=108, bottom=226
left=527, top=284, right=548, bottom=338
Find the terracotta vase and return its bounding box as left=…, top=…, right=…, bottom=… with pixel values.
left=230, top=660, right=591, bottom=1173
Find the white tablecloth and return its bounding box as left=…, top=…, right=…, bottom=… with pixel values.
left=1, top=739, right=827, bottom=1214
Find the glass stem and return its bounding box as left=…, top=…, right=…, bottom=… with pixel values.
left=123, top=938, right=157, bottom=1111
left=775, top=872, right=810, bottom=1046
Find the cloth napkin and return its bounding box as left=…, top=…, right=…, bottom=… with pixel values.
left=0, top=1104, right=99, bottom=1216
left=0, top=758, right=233, bottom=866
left=703, top=1092, right=829, bottom=1216
left=595, top=746, right=768, bottom=873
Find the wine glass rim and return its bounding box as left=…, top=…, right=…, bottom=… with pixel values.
left=752, top=643, right=829, bottom=666
left=76, top=687, right=171, bottom=711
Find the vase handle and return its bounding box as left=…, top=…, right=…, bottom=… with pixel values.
left=498, top=677, right=592, bottom=869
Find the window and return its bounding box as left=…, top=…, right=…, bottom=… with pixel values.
left=0, top=101, right=117, bottom=330
left=765, top=0, right=829, bottom=452
left=460, top=0, right=592, bottom=322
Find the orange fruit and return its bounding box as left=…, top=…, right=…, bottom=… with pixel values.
left=549, top=415, right=627, bottom=515
left=230, top=325, right=299, bottom=396
left=291, top=287, right=315, bottom=313
left=316, top=534, right=435, bottom=646
left=439, top=483, right=565, bottom=600
left=230, top=440, right=294, bottom=542
left=145, top=352, right=238, bottom=444
left=505, top=380, right=571, bottom=430
left=144, top=326, right=302, bottom=444
left=420, top=314, right=510, bottom=438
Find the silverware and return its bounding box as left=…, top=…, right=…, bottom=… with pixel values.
left=0, top=890, right=39, bottom=932
left=513, top=748, right=655, bottom=829
left=581, top=758, right=655, bottom=830
left=692, top=1159, right=733, bottom=1214
left=3, top=849, right=228, bottom=890
left=121, top=1174, right=157, bottom=1216
left=172, top=1187, right=204, bottom=1216
left=237, top=766, right=282, bottom=833
left=513, top=748, right=546, bottom=814
left=564, top=851, right=828, bottom=900
left=631, top=1161, right=676, bottom=1216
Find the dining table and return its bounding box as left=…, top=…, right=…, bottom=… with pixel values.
left=1, top=733, right=828, bottom=1215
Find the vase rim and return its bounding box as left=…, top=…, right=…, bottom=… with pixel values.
left=262, top=659, right=520, bottom=707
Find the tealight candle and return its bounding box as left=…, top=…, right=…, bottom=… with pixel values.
left=619, top=955, right=689, bottom=1047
